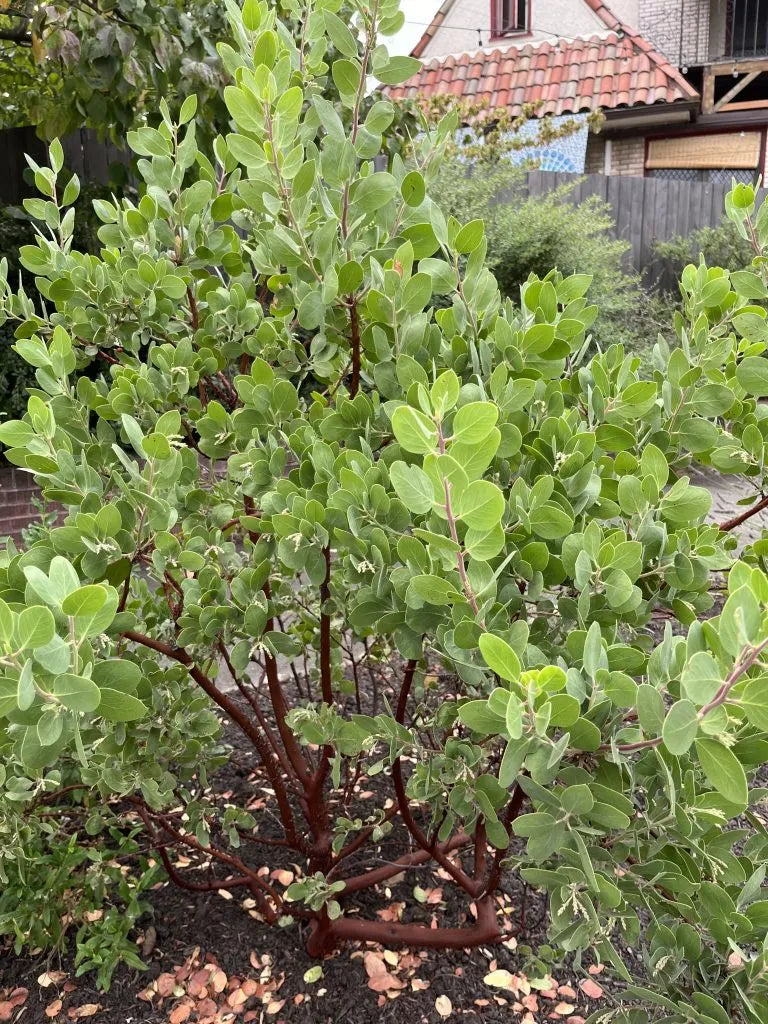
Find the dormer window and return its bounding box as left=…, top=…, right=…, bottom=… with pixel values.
left=493, top=0, right=530, bottom=37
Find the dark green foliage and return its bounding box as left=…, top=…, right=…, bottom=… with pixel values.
left=0, top=0, right=230, bottom=142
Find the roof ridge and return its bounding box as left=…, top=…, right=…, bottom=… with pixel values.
left=411, top=0, right=459, bottom=59
left=581, top=0, right=622, bottom=32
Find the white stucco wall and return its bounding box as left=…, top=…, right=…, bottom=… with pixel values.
left=606, top=0, right=639, bottom=27
left=419, top=0, right=608, bottom=58
left=418, top=0, right=726, bottom=66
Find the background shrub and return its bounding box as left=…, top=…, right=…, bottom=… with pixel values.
left=433, top=159, right=650, bottom=352
left=653, top=218, right=755, bottom=286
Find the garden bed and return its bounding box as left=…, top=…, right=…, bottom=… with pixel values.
left=1, top=710, right=616, bottom=1024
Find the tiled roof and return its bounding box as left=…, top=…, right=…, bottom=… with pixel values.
left=390, top=0, right=699, bottom=119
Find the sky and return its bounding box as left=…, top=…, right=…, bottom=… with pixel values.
left=389, top=0, right=444, bottom=57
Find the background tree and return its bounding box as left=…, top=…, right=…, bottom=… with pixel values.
left=0, top=0, right=230, bottom=140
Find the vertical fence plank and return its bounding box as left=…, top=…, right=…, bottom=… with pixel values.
left=0, top=128, right=46, bottom=205
left=629, top=176, right=645, bottom=270
left=61, top=132, right=85, bottom=179
left=653, top=175, right=670, bottom=285
left=638, top=175, right=657, bottom=274
left=614, top=175, right=633, bottom=269
left=0, top=126, right=127, bottom=207
left=82, top=130, right=111, bottom=184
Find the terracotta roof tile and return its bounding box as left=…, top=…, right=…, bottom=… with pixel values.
left=389, top=14, right=699, bottom=118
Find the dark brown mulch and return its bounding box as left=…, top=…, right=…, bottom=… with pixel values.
left=3, top=869, right=609, bottom=1024
left=1, top=694, right=615, bottom=1024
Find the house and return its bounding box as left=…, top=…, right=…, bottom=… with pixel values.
left=387, top=0, right=768, bottom=182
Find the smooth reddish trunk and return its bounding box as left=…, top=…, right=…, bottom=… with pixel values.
left=124, top=571, right=527, bottom=957
left=337, top=834, right=471, bottom=893
left=719, top=494, right=768, bottom=531
left=305, top=895, right=501, bottom=957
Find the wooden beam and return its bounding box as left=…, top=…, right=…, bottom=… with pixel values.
left=702, top=67, right=716, bottom=114
left=713, top=70, right=761, bottom=112
left=720, top=98, right=768, bottom=111
left=709, top=57, right=768, bottom=76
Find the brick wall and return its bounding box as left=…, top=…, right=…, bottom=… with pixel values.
left=638, top=0, right=710, bottom=66
left=609, top=136, right=646, bottom=176
left=0, top=466, right=43, bottom=541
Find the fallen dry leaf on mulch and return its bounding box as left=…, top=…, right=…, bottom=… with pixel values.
left=483, top=969, right=516, bottom=990
left=376, top=901, right=405, bottom=922
left=579, top=978, right=604, bottom=999
left=0, top=987, right=28, bottom=1022
left=435, top=993, right=452, bottom=1017
left=67, top=1005, right=101, bottom=1019
left=138, top=946, right=285, bottom=1022
left=38, top=972, right=68, bottom=989
left=156, top=973, right=178, bottom=998
left=271, top=868, right=294, bottom=886
left=168, top=1004, right=192, bottom=1024
left=363, top=951, right=405, bottom=993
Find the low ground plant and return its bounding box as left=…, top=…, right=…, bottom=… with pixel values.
left=3, top=2, right=768, bottom=1020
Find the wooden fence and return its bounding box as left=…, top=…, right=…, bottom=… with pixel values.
left=521, top=171, right=768, bottom=289
left=0, top=127, right=129, bottom=205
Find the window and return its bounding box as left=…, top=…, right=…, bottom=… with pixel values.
left=728, top=0, right=768, bottom=58
left=708, top=167, right=756, bottom=185
left=494, top=0, right=529, bottom=36
left=645, top=134, right=761, bottom=184
left=648, top=168, right=756, bottom=184
left=647, top=168, right=698, bottom=182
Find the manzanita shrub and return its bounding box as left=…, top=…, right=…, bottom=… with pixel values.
left=4, top=2, right=768, bottom=1020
